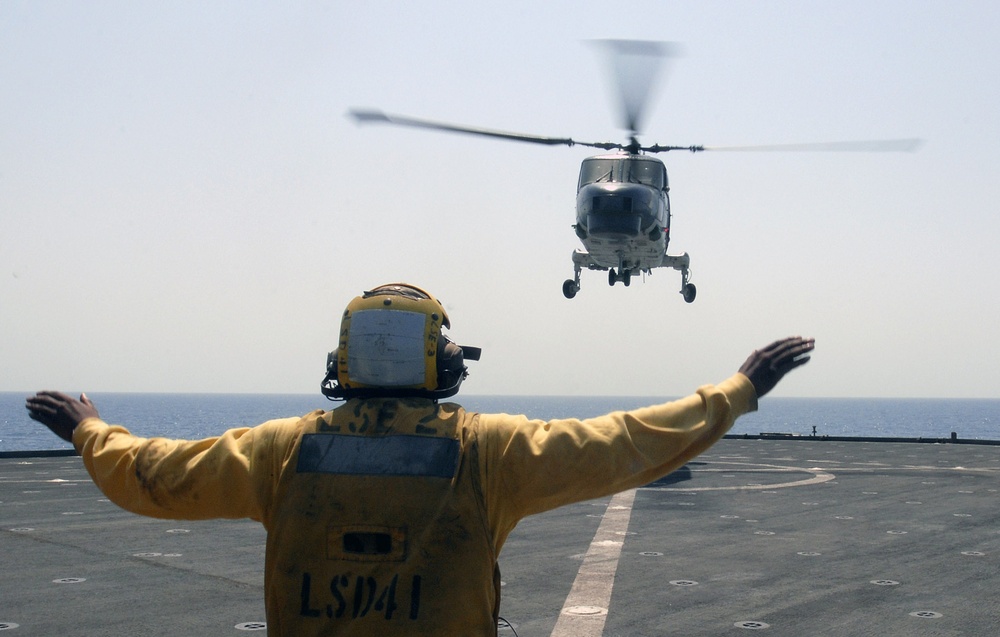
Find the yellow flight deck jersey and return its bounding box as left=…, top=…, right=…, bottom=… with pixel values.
left=73, top=373, right=756, bottom=636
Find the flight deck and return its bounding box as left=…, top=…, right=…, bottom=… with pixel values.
left=2, top=438, right=998, bottom=636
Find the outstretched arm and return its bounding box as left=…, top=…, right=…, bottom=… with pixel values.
left=738, top=336, right=815, bottom=399
left=25, top=391, right=100, bottom=443
left=479, top=336, right=815, bottom=527
left=27, top=390, right=295, bottom=521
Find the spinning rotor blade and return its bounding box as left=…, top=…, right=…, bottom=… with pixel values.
left=701, top=139, right=923, bottom=153
left=350, top=108, right=622, bottom=150
left=593, top=39, right=680, bottom=135
left=350, top=111, right=921, bottom=156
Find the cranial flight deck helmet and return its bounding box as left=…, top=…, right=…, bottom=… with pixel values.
left=321, top=283, right=482, bottom=401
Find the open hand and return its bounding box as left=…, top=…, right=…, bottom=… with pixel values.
left=25, top=391, right=100, bottom=443
left=738, top=337, right=815, bottom=399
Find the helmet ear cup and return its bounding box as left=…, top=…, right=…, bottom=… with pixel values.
left=436, top=337, right=466, bottom=391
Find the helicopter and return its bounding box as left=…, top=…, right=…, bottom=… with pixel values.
left=350, top=41, right=920, bottom=302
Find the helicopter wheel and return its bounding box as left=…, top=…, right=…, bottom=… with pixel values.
left=562, top=279, right=579, bottom=299
left=623, top=269, right=631, bottom=287
left=608, top=268, right=616, bottom=287
left=682, top=283, right=697, bottom=304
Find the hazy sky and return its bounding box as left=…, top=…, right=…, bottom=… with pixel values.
left=3, top=1, right=999, bottom=399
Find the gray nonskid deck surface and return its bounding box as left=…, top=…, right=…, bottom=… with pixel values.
left=1, top=439, right=998, bottom=636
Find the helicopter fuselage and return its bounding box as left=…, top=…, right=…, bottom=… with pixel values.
left=350, top=39, right=915, bottom=303
left=348, top=107, right=697, bottom=301
left=573, top=153, right=671, bottom=273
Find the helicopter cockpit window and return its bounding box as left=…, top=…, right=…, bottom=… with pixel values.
left=624, top=160, right=666, bottom=190
left=578, top=159, right=617, bottom=189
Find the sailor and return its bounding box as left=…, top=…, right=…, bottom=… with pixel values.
left=26, top=282, right=814, bottom=636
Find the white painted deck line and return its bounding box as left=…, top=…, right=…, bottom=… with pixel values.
left=549, top=488, right=637, bottom=637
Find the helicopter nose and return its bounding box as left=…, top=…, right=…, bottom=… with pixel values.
left=587, top=212, right=642, bottom=238
left=588, top=195, right=639, bottom=236
left=577, top=182, right=659, bottom=239
left=592, top=194, right=633, bottom=214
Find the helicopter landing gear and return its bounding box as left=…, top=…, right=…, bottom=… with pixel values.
left=608, top=258, right=633, bottom=287
left=564, top=251, right=589, bottom=299
left=679, top=259, right=695, bottom=303
left=562, top=278, right=580, bottom=299
left=608, top=268, right=632, bottom=286
left=679, top=257, right=695, bottom=303
left=682, top=283, right=697, bottom=303
left=660, top=252, right=696, bottom=303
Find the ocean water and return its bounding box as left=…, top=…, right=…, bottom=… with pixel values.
left=2, top=392, right=998, bottom=452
